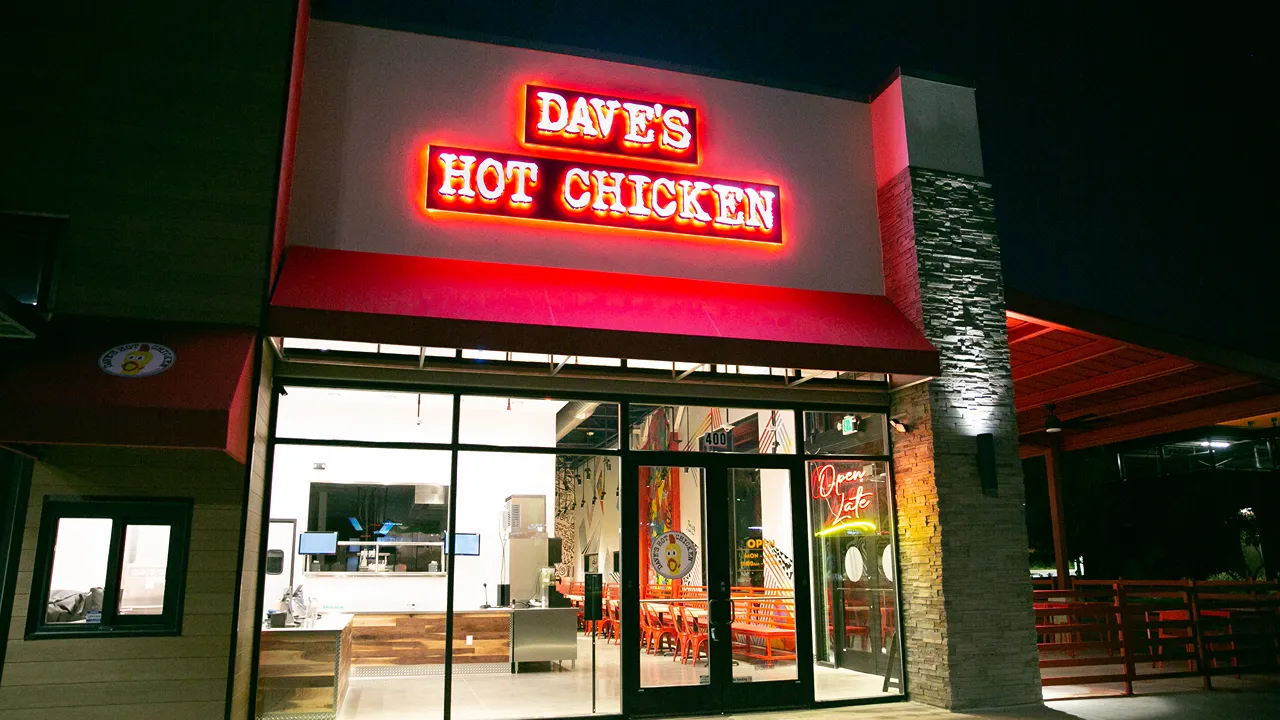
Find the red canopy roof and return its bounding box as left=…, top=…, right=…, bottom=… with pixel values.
left=269, top=247, right=938, bottom=376
left=0, top=320, right=256, bottom=462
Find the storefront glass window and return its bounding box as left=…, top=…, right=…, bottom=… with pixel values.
left=263, top=443, right=452, bottom=718
left=637, top=465, right=709, bottom=688
left=261, top=384, right=900, bottom=714
left=729, top=467, right=798, bottom=683
left=804, top=459, right=902, bottom=699
left=458, top=396, right=620, bottom=450
left=269, top=445, right=453, bottom=581
left=451, top=451, right=621, bottom=718
left=803, top=411, right=888, bottom=455
left=275, top=385, right=454, bottom=443
left=630, top=405, right=796, bottom=454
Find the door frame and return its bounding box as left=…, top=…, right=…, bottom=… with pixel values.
left=621, top=449, right=815, bottom=716
left=0, top=450, right=34, bottom=682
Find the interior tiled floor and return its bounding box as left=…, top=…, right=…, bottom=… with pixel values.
left=338, top=634, right=895, bottom=720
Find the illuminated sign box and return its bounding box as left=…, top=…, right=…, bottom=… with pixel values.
left=523, top=84, right=699, bottom=164
left=425, top=145, right=781, bottom=244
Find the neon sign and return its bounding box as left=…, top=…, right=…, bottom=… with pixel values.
left=420, top=81, right=783, bottom=245
left=425, top=145, right=781, bottom=244
left=523, top=85, right=699, bottom=164
left=812, top=463, right=873, bottom=533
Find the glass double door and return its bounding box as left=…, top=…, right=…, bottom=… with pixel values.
left=626, top=456, right=808, bottom=715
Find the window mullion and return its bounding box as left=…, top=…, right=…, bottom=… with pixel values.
left=162, top=512, right=188, bottom=627
left=101, top=516, right=127, bottom=627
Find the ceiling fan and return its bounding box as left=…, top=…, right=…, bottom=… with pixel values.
left=1043, top=403, right=1109, bottom=434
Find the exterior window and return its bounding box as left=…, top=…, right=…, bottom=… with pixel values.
left=630, top=405, right=797, bottom=453
left=804, top=459, right=902, bottom=699
left=803, top=411, right=888, bottom=455
left=26, top=498, right=192, bottom=638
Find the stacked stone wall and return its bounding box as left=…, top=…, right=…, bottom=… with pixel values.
left=879, top=166, right=1042, bottom=709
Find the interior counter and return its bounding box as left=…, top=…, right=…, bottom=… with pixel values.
left=347, top=607, right=579, bottom=673
left=351, top=609, right=511, bottom=667
left=257, top=614, right=352, bottom=719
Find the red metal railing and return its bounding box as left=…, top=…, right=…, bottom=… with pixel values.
left=1035, top=580, right=1280, bottom=696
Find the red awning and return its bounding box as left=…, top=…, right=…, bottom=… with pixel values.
left=0, top=320, right=256, bottom=463
left=269, top=247, right=938, bottom=376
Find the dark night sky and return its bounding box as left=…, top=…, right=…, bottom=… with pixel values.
left=325, top=1, right=1275, bottom=359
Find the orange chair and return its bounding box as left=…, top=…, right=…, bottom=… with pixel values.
left=670, top=604, right=689, bottom=662
left=680, top=606, right=708, bottom=665
left=606, top=599, right=621, bottom=643
left=644, top=605, right=678, bottom=655
left=638, top=604, right=655, bottom=653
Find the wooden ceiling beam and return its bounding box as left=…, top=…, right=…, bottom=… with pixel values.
left=1016, top=374, right=1262, bottom=435
left=1061, top=393, right=1280, bottom=451
left=1007, top=322, right=1056, bottom=345
left=1012, top=339, right=1126, bottom=382
left=1020, top=443, right=1049, bottom=459
left=1014, top=355, right=1196, bottom=412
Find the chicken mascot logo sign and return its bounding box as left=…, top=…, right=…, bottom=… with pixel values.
left=98, top=342, right=176, bottom=378
left=650, top=530, right=698, bottom=580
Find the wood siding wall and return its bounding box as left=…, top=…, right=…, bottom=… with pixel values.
left=0, top=447, right=248, bottom=720
left=0, top=4, right=297, bottom=326
left=229, top=342, right=273, bottom=720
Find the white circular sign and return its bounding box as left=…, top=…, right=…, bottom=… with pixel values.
left=99, top=343, right=176, bottom=378
left=844, top=546, right=865, bottom=582
left=881, top=545, right=895, bottom=584
left=650, top=531, right=698, bottom=580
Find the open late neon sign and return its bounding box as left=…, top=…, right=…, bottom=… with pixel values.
left=812, top=463, right=875, bottom=535
left=422, top=83, right=782, bottom=245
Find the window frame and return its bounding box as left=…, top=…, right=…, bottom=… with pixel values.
left=25, top=496, right=193, bottom=640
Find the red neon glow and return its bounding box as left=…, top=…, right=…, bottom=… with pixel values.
left=523, top=84, right=699, bottom=164
left=812, top=463, right=871, bottom=528
left=424, top=144, right=782, bottom=244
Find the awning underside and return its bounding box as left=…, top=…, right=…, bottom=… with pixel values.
left=268, top=247, right=940, bottom=378
left=0, top=321, right=255, bottom=462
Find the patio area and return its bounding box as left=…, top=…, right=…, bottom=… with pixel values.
left=682, top=686, right=1280, bottom=719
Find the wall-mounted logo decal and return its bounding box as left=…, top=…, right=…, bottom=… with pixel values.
left=650, top=530, right=698, bottom=580
left=98, top=343, right=176, bottom=378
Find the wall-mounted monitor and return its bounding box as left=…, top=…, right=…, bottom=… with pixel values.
left=298, top=531, right=338, bottom=555
left=448, top=533, right=481, bottom=556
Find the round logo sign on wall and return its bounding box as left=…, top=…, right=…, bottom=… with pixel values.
left=98, top=343, right=176, bottom=378
left=650, top=531, right=698, bottom=580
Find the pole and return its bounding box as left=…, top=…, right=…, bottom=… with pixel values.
left=1046, top=435, right=1071, bottom=589
left=591, top=622, right=597, bottom=713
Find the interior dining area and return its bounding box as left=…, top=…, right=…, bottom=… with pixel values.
left=252, top=380, right=902, bottom=720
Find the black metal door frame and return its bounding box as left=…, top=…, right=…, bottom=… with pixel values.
left=621, top=447, right=813, bottom=716
left=0, top=450, right=35, bottom=682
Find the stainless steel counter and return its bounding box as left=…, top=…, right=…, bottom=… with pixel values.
left=510, top=607, right=579, bottom=671
left=262, top=613, right=353, bottom=633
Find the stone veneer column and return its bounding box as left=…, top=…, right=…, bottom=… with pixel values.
left=872, top=73, right=1042, bottom=709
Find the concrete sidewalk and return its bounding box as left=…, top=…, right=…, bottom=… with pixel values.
left=683, top=690, right=1280, bottom=720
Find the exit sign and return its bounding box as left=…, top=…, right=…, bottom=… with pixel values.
left=841, top=415, right=859, bottom=435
